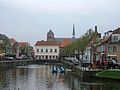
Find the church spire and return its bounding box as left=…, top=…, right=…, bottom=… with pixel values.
left=72, top=24, right=75, bottom=41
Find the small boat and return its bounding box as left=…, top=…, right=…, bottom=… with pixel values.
left=51, top=66, right=57, bottom=73
left=60, top=66, right=65, bottom=73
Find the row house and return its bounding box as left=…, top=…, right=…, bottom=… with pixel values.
left=95, top=28, right=120, bottom=63
left=107, top=28, right=120, bottom=63
left=96, top=30, right=112, bottom=62
left=18, top=42, right=33, bottom=58
left=10, top=38, right=34, bottom=59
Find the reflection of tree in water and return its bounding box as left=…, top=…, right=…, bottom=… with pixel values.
left=64, top=72, right=106, bottom=90
left=84, top=84, right=103, bottom=90
left=102, top=82, right=120, bottom=90
left=0, top=69, right=11, bottom=89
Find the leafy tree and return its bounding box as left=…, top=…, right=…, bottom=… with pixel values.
left=61, top=29, right=96, bottom=60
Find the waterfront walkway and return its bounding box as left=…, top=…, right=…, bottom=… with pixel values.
left=0, top=59, right=59, bottom=68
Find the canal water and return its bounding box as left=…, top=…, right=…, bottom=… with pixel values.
left=0, top=64, right=120, bottom=90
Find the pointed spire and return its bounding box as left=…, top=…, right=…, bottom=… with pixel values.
left=73, top=24, right=75, bottom=36
left=72, top=24, right=75, bottom=42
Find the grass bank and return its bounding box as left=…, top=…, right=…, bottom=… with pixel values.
left=96, top=70, right=120, bottom=79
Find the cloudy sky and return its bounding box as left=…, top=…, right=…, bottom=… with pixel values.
left=0, top=0, right=120, bottom=45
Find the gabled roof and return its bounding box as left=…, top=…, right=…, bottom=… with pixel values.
left=60, top=38, right=72, bottom=48
left=101, top=34, right=112, bottom=44
left=35, top=41, right=60, bottom=46
left=113, top=28, right=120, bottom=34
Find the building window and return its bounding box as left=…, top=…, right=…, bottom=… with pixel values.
left=56, top=56, right=58, bottom=59
left=36, top=55, right=38, bottom=59
left=39, top=55, right=41, bottom=59
left=49, top=55, right=51, bottom=59
left=113, top=46, right=117, bottom=53
left=41, top=49, right=43, bottom=52
left=50, top=49, right=52, bottom=52
left=46, top=49, right=48, bottom=52
left=42, top=55, right=44, bottom=59
left=55, top=49, right=57, bottom=52
left=37, top=49, right=39, bottom=52
left=112, top=36, right=118, bottom=42
left=46, top=55, right=48, bottom=59
left=108, top=46, right=112, bottom=52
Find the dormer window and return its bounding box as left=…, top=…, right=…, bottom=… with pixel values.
left=112, top=36, right=118, bottom=42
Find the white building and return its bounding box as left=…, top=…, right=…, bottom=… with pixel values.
left=34, top=41, right=60, bottom=60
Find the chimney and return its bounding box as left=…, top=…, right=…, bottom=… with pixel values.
left=95, top=26, right=97, bottom=33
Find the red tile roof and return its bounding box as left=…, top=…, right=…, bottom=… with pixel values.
left=10, top=38, right=17, bottom=43
left=35, top=41, right=60, bottom=46
left=18, top=42, right=29, bottom=46
left=60, top=38, right=72, bottom=48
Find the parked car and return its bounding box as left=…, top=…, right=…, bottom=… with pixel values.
left=5, top=57, right=14, bottom=60
left=65, top=57, right=79, bottom=65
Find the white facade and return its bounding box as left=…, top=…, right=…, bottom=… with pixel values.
left=34, top=46, right=59, bottom=60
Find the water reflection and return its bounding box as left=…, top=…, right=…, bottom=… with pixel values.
left=0, top=65, right=119, bottom=90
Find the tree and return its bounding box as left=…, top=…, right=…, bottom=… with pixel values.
left=61, top=29, right=93, bottom=59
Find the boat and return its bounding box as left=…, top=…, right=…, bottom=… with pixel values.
left=60, top=66, right=65, bottom=73
left=51, top=66, right=57, bottom=73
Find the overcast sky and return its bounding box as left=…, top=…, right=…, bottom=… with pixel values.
left=0, top=0, right=120, bottom=45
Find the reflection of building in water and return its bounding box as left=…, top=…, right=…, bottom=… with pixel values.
left=0, top=69, right=11, bottom=88
left=35, top=65, right=54, bottom=89
left=11, top=69, right=17, bottom=79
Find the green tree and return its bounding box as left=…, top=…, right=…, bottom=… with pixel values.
left=61, top=29, right=95, bottom=60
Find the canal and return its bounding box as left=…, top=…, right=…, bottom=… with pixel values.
left=0, top=64, right=120, bottom=90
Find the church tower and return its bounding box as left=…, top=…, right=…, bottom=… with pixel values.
left=72, top=24, right=75, bottom=42
left=47, top=29, right=55, bottom=41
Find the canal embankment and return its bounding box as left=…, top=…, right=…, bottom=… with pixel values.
left=60, top=59, right=120, bottom=83
left=0, top=59, right=60, bottom=68
left=92, top=70, right=120, bottom=83
left=60, top=59, right=100, bottom=78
